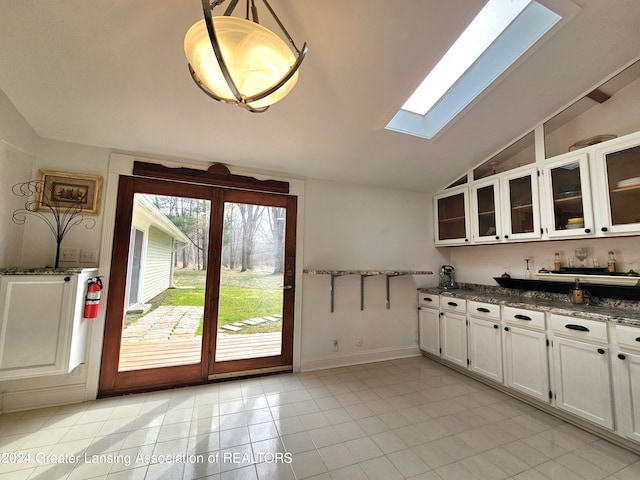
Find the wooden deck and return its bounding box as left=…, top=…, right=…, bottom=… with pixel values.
left=118, top=332, right=282, bottom=371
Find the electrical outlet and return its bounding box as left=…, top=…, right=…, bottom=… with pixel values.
left=80, top=249, right=99, bottom=264
left=59, top=247, right=79, bottom=262
left=331, top=339, right=338, bottom=352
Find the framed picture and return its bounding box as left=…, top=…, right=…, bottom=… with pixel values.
left=37, top=170, right=103, bottom=215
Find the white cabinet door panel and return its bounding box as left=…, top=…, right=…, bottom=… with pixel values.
left=441, top=311, right=468, bottom=368
left=503, top=325, right=549, bottom=402
left=468, top=317, right=503, bottom=383
left=419, top=307, right=440, bottom=356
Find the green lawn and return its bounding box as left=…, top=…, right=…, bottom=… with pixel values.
left=137, top=268, right=283, bottom=334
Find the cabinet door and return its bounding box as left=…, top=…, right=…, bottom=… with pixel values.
left=501, top=167, right=542, bottom=241
left=418, top=307, right=440, bottom=356
left=615, top=351, right=640, bottom=442
left=471, top=179, right=502, bottom=243
left=552, top=337, right=613, bottom=429
left=593, top=133, right=640, bottom=235
left=441, top=311, right=468, bottom=368
left=541, top=152, right=595, bottom=238
left=0, top=276, right=73, bottom=379
left=503, top=325, right=549, bottom=402
left=434, top=186, right=470, bottom=245
left=468, top=317, right=503, bottom=383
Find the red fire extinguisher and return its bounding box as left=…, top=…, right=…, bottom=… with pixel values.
left=84, top=277, right=103, bottom=319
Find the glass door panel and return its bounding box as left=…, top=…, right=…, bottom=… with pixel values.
left=509, top=175, right=534, bottom=234
left=542, top=153, right=593, bottom=238
left=118, top=193, right=209, bottom=371
left=605, top=145, right=640, bottom=226
left=473, top=182, right=499, bottom=242
left=215, top=202, right=284, bottom=362
left=436, top=189, right=468, bottom=243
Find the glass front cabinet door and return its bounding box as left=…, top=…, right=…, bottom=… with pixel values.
left=500, top=166, right=541, bottom=241
left=471, top=178, right=502, bottom=243
left=593, top=133, right=640, bottom=235
left=434, top=186, right=470, bottom=245
left=540, top=152, right=594, bottom=238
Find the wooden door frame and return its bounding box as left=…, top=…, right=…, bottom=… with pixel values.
left=98, top=175, right=297, bottom=396
left=208, top=189, right=297, bottom=377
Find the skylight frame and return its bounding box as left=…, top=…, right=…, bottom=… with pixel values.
left=386, top=0, right=578, bottom=141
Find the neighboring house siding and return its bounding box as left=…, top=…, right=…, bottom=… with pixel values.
left=142, top=226, right=173, bottom=303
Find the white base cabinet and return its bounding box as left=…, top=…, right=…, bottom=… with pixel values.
left=0, top=269, right=97, bottom=380
left=441, top=311, right=468, bottom=368
left=418, top=307, right=440, bottom=356
left=552, top=336, right=614, bottom=429
left=503, top=325, right=550, bottom=403
left=468, top=316, right=503, bottom=383
left=615, top=351, right=640, bottom=442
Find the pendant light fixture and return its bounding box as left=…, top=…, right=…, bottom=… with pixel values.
left=184, top=0, right=308, bottom=112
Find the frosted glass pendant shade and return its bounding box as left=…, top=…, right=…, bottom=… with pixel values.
left=184, top=16, right=299, bottom=109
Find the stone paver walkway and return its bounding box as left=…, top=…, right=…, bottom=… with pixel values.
left=122, top=306, right=282, bottom=344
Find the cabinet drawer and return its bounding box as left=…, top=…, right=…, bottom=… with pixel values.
left=418, top=293, right=440, bottom=308
left=550, top=314, right=608, bottom=343
left=503, top=306, right=545, bottom=330
left=440, top=296, right=467, bottom=314
left=468, top=301, right=500, bottom=320
left=616, top=324, right=640, bottom=351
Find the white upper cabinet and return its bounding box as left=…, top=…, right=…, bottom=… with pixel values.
left=592, top=132, right=640, bottom=235
left=500, top=166, right=542, bottom=241
left=470, top=177, right=502, bottom=243
left=540, top=152, right=594, bottom=238
left=434, top=185, right=470, bottom=246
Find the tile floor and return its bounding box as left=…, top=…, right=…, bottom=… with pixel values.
left=0, top=356, right=639, bottom=480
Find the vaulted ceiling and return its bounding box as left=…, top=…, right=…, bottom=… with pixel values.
left=1, top=0, right=639, bottom=192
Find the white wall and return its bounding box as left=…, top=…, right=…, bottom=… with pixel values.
left=19, top=137, right=110, bottom=268
left=0, top=88, right=37, bottom=268
left=448, top=236, right=640, bottom=285
left=300, top=179, right=446, bottom=370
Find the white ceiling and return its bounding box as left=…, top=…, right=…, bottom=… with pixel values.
left=1, top=0, right=639, bottom=192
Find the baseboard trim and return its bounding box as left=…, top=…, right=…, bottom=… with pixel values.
left=1, top=384, right=87, bottom=413
left=300, top=346, right=421, bottom=372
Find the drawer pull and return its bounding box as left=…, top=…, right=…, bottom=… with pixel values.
left=618, top=354, right=626, bottom=360
left=477, top=307, right=490, bottom=313
left=423, top=297, right=433, bottom=302
left=514, top=314, right=532, bottom=321
left=597, top=348, right=606, bottom=355
left=447, top=302, right=458, bottom=307
left=565, top=324, right=589, bottom=332
left=636, top=337, right=640, bottom=342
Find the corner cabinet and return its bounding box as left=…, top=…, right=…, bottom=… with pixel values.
left=434, top=186, right=470, bottom=246
left=0, top=269, right=97, bottom=380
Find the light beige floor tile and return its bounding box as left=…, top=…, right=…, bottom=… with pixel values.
left=359, top=455, right=404, bottom=480
left=387, top=448, right=431, bottom=477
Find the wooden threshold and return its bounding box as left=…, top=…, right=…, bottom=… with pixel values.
left=118, top=332, right=282, bottom=371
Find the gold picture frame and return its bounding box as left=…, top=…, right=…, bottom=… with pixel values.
left=37, top=170, right=103, bottom=215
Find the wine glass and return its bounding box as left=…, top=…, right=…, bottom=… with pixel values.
left=524, top=258, right=532, bottom=279
left=575, top=248, right=589, bottom=267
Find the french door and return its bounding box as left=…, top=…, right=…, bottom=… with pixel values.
left=99, top=176, right=296, bottom=395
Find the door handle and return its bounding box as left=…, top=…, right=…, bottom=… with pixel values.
left=565, top=324, right=589, bottom=332
left=282, top=285, right=293, bottom=290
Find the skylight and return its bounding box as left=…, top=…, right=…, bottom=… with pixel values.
left=386, top=0, right=562, bottom=140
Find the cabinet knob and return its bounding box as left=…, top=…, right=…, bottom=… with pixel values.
left=495, top=236, right=500, bottom=240
left=597, top=348, right=606, bottom=355
left=439, top=312, right=444, bottom=317
left=618, top=354, right=627, bottom=360
left=584, top=228, right=591, bottom=233
left=601, top=227, right=608, bottom=232
left=465, top=238, right=469, bottom=242
left=504, top=235, right=509, bottom=239
left=64, top=277, right=71, bottom=282
left=504, top=327, right=510, bottom=332
left=493, top=324, right=499, bottom=329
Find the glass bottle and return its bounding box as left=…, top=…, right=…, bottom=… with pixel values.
left=554, top=252, right=561, bottom=271
left=572, top=278, right=583, bottom=304
left=608, top=251, right=616, bottom=273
